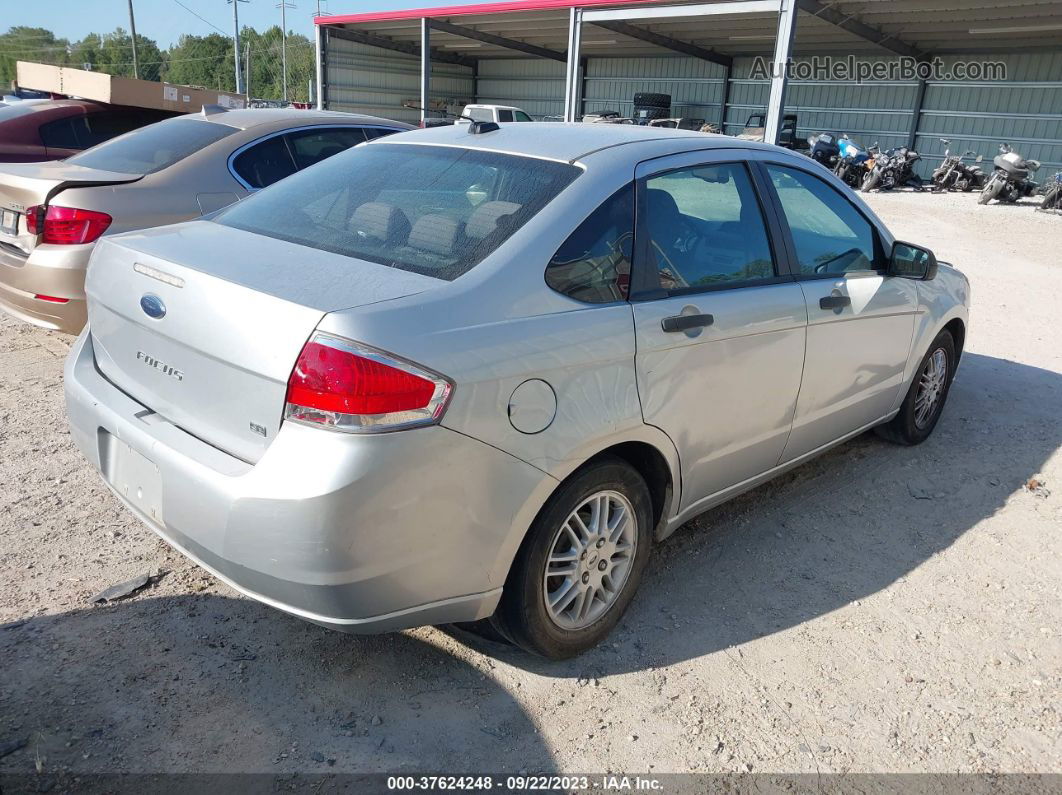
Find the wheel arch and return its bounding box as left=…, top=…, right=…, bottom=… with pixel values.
left=486, top=430, right=682, bottom=593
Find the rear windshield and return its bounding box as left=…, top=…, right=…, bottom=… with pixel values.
left=214, top=143, right=581, bottom=281
left=65, top=117, right=238, bottom=175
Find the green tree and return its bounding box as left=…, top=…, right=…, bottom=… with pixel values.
left=0, top=26, right=72, bottom=87
left=69, top=27, right=164, bottom=82
left=162, top=33, right=237, bottom=92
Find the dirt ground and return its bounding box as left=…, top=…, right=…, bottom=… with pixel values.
left=1, top=189, right=1060, bottom=785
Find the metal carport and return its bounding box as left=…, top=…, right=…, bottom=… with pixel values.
left=314, top=0, right=1062, bottom=171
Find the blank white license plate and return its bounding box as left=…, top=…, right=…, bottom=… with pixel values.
left=0, top=209, right=17, bottom=236
left=106, top=436, right=164, bottom=524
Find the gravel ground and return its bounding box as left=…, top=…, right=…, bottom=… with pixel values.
left=1, top=189, right=1060, bottom=785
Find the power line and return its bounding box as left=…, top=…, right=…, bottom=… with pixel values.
left=170, top=0, right=228, bottom=36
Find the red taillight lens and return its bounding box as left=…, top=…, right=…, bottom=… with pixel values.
left=25, top=204, right=112, bottom=245
left=34, top=294, right=69, bottom=303
left=285, top=333, right=452, bottom=432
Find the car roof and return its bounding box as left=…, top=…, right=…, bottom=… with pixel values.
left=373, top=122, right=776, bottom=164
left=198, top=107, right=412, bottom=131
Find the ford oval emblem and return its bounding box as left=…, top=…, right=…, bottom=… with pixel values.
left=140, top=294, right=166, bottom=319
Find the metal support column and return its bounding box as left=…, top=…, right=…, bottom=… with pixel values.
left=420, top=17, right=431, bottom=126
left=563, top=7, right=583, bottom=122
left=763, top=0, right=797, bottom=145
left=314, top=24, right=325, bottom=109
left=719, top=63, right=732, bottom=131
left=907, top=77, right=927, bottom=150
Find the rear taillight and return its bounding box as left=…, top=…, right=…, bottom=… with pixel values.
left=285, top=333, right=453, bottom=433
left=34, top=294, right=69, bottom=303
left=25, top=205, right=112, bottom=245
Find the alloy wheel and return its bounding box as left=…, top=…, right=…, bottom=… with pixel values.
left=914, top=348, right=948, bottom=429
left=542, top=490, right=638, bottom=630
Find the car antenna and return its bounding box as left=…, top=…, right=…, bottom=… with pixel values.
left=403, top=103, right=500, bottom=134
left=201, top=104, right=229, bottom=117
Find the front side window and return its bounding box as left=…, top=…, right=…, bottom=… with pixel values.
left=546, top=184, right=633, bottom=303
left=65, top=117, right=237, bottom=174
left=766, top=164, right=880, bottom=275
left=514, top=111, right=533, bottom=123
left=286, top=127, right=366, bottom=170
left=215, top=144, right=580, bottom=281
left=643, top=162, right=775, bottom=293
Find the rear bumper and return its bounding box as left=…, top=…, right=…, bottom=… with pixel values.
left=64, top=331, right=555, bottom=633
left=0, top=243, right=91, bottom=334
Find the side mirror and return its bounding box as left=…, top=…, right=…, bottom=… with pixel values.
left=889, top=241, right=937, bottom=280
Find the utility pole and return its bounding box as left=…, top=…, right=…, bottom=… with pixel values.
left=127, top=0, right=140, bottom=79
left=277, top=1, right=295, bottom=102
left=245, top=41, right=251, bottom=101
left=228, top=0, right=248, bottom=95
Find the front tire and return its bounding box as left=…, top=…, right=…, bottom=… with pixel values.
left=492, top=458, right=653, bottom=659
left=875, top=329, right=956, bottom=446
left=861, top=170, right=881, bottom=192
left=979, top=175, right=1002, bottom=204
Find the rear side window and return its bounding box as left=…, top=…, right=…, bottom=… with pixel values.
left=65, top=117, right=237, bottom=174
left=215, top=144, right=580, bottom=281
left=498, top=109, right=514, bottom=122
left=362, top=127, right=397, bottom=141
left=286, top=127, right=367, bottom=169
left=232, top=134, right=297, bottom=188
left=39, top=117, right=83, bottom=149
left=546, top=184, right=633, bottom=303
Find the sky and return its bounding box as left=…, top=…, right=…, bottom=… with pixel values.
left=5, top=0, right=477, bottom=49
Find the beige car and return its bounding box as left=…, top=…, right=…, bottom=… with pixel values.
left=0, top=107, right=411, bottom=333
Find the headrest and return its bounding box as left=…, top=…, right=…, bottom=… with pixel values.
left=407, top=214, right=460, bottom=257
left=350, top=202, right=410, bottom=245
left=465, top=200, right=520, bottom=240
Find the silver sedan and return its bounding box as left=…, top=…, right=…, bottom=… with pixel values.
left=64, top=124, right=970, bottom=658
left=0, top=107, right=411, bottom=333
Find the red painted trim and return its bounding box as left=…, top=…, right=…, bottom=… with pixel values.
left=315, top=0, right=664, bottom=26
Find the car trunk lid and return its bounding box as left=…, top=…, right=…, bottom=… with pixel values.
left=86, top=221, right=443, bottom=463
left=0, top=161, right=142, bottom=255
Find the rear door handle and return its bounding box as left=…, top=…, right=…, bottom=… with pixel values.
left=661, top=313, right=714, bottom=332
left=819, top=295, right=851, bottom=309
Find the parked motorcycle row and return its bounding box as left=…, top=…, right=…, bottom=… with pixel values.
left=806, top=132, right=1060, bottom=212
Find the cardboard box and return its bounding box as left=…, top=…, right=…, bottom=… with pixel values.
left=16, top=62, right=246, bottom=112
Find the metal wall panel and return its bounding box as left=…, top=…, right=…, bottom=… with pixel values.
left=475, top=58, right=567, bottom=119
left=323, top=38, right=1062, bottom=174
left=325, top=35, right=474, bottom=124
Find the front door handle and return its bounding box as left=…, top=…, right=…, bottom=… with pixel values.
left=661, top=313, right=714, bottom=332
left=819, top=295, right=851, bottom=310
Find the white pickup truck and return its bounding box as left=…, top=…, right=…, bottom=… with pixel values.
left=457, top=104, right=535, bottom=123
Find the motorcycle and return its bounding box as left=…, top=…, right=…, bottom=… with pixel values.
left=979, top=143, right=1041, bottom=204
left=808, top=132, right=842, bottom=169
left=1040, top=170, right=1062, bottom=212
left=930, top=139, right=986, bottom=192
left=861, top=145, right=923, bottom=192
left=833, top=136, right=876, bottom=189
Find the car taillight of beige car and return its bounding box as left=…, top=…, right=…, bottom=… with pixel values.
left=0, top=106, right=410, bottom=333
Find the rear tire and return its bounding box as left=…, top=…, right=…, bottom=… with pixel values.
left=875, top=329, right=956, bottom=446
left=1043, top=186, right=1061, bottom=210
left=492, top=458, right=653, bottom=659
